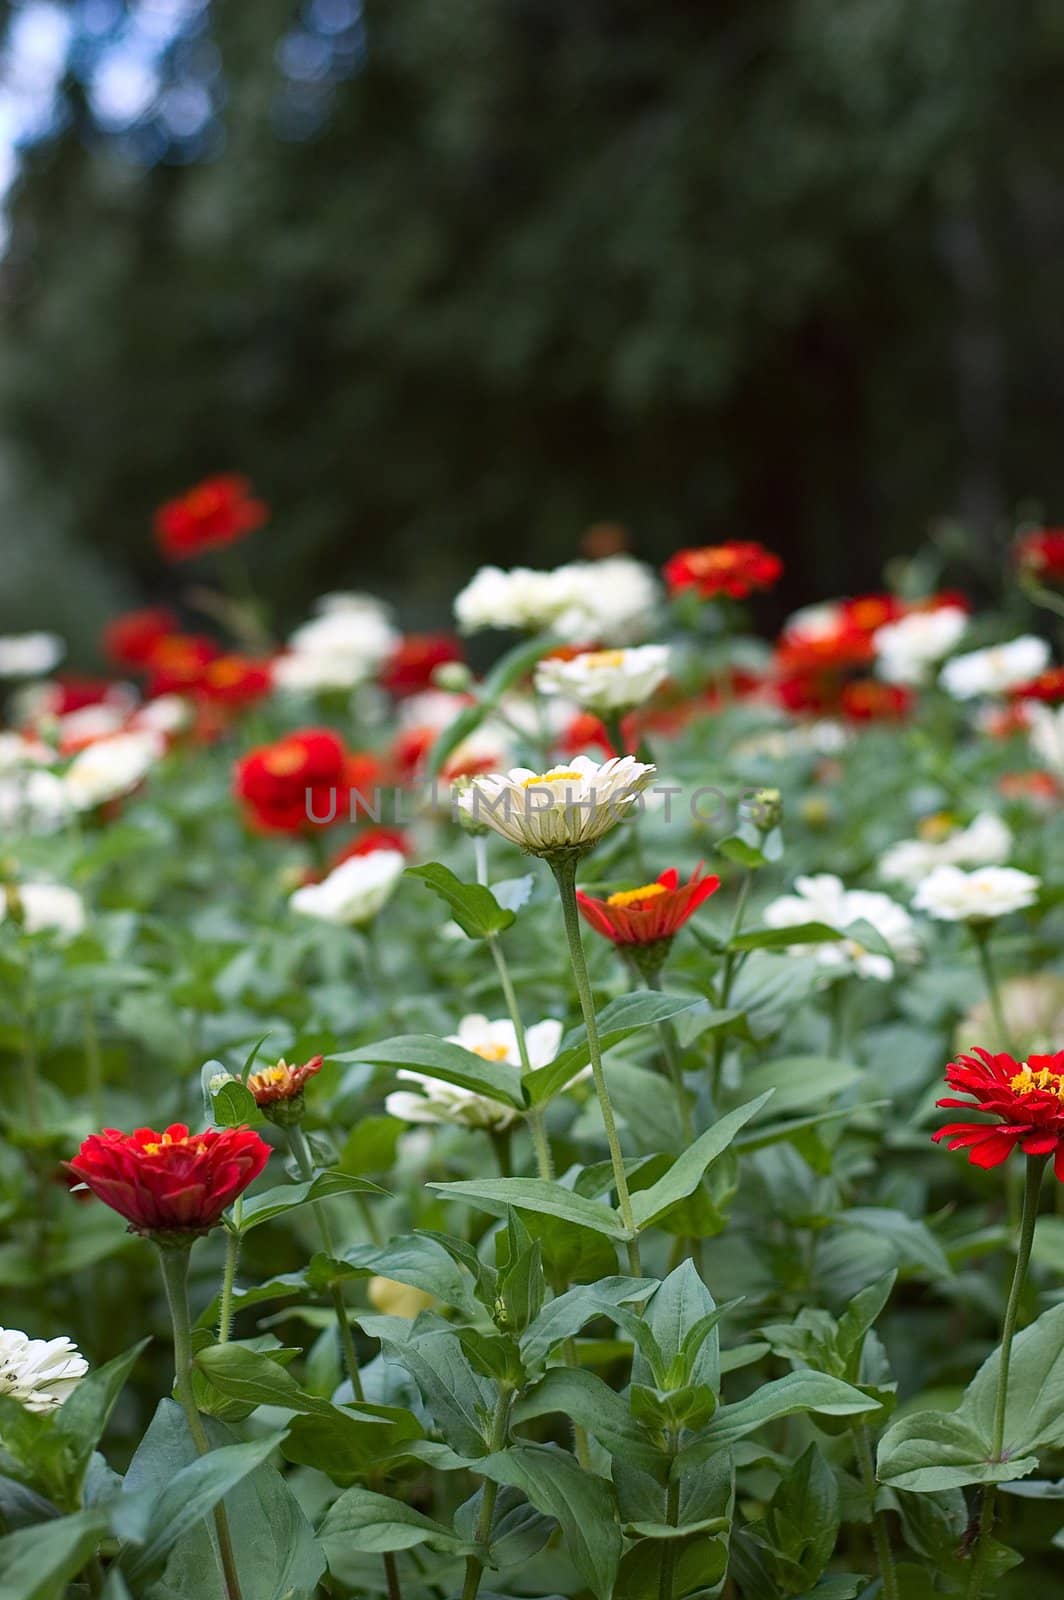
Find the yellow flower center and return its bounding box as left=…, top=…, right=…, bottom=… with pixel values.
left=472, top=1042, right=510, bottom=1061
left=262, top=743, right=306, bottom=777
left=1009, top=1063, right=1064, bottom=1102
left=917, top=811, right=955, bottom=842
left=581, top=650, right=627, bottom=669
left=521, top=769, right=583, bottom=787
left=254, top=1064, right=290, bottom=1085
left=143, top=1133, right=206, bottom=1155
left=606, top=882, right=668, bottom=909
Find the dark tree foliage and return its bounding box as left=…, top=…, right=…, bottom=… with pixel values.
left=1, top=0, right=1063, bottom=642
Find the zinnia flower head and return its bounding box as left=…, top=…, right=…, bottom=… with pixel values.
left=63, top=731, right=163, bottom=812
left=154, top=474, right=267, bottom=561
left=1, top=882, right=86, bottom=939
left=664, top=541, right=782, bottom=601
left=380, top=634, right=465, bottom=698
left=872, top=605, right=968, bottom=685
left=763, top=873, right=920, bottom=981
left=247, top=1056, right=324, bottom=1125
left=534, top=645, right=670, bottom=715
left=1014, top=528, right=1064, bottom=587
left=940, top=636, right=1051, bottom=699
left=912, top=864, right=1041, bottom=923
left=103, top=607, right=179, bottom=668
left=68, top=1124, right=270, bottom=1242
left=386, top=1014, right=565, bottom=1130
left=289, top=848, right=405, bottom=925
left=0, top=1328, right=87, bottom=1412
left=933, top=1047, right=1064, bottom=1176
left=576, top=866, right=720, bottom=961
left=454, top=754, right=656, bottom=857
left=234, top=729, right=361, bottom=834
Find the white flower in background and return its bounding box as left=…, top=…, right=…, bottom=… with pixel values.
left=873, top=606, right=968, bottom=685
left=535, top=645, right=670, bottom=714
left=0, top=1328, right=87, bottom=1412
left=313, top=591, right=396, bottom=625
left=912, top=864, right=1041, bottom=922
left=55, top=704, right=129, bottom=749
left=277, top=603, right=400, bottom=692
left=0, top=633, right=64, bottom=679
left=455, top=755, right=656, bottom=855
left=779, top=602, right=845, bottom=644
left=0, top=883, right=86, bottom=938
left=289, top=849, right=405, bottom=926
left=763, top=873, right=921, bottom=981
left=0, top=769, right=72, bottom=835
left=385, top=1012, right=565, bottom=1130
left=939, top=635, right=1050, bottom=699
left=0, top=733, right=53, bottom=773
left=64, top=731, right=163, bottom=811
left=130, top=695, right=193, bottom=738
left=878, top=812, right=1013, bottom=886
left=1026, top=703, right=1064, bottom=776
left=454, top=558, right=659, bottom=643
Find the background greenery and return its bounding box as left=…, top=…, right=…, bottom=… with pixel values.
left=1, top=0, right=1063, bottom=649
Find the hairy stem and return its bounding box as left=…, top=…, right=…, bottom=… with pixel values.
left=461, top=1386, right=514, bottom=1600
left=854, top=1424, right=898, bottom=1600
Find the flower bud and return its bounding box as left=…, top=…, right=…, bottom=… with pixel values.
left=742, top=787, right=783, bottom=834
left=432, top=661, right=474, bottom=694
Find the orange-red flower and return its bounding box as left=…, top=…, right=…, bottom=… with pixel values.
left=103, top=608, right=179, bottom=668
left=154, top=474, right=268, bottom=562
left=143, top=633, right=222, bottom=698
left=380, top=634, right=464, bottom=697
left=933, top=1047, right=1064, bottom=1177
left=194, top=654, right=274, bottom=708
left=839, top=679, right=913, bottom=722
left=247, top=1056, right=323, bottom=1108
left=664, top=541, right=782, bottom=601
left=577, top=866, right=720, bottom=948
left=1015, top=528, right=1064, bottom=586
left=234, top=729, right=376, bottom=833
left=1010, top=667, right=1064, bottom=706
left=68, top=1124, right=270, bottom=1238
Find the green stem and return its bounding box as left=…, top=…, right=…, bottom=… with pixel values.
left=461, top=1386, right=514, bottom=1600
left=488, top=932, right=555, bottom=1180
left=157, top=1248, right=244, bottom=1600
left=383, top=1551, right=402, bottom=1600
left=712, top=872, right=752, bottom=1093
left=854, top=1424, right=898, bottom=1600
left=643, top=968, right=694, bottom=1143
left=965, top=1154, right=1046, bottom=1600
left=658, top=1469, right=680, bottom=1600
left=551, top=855, right=641, bottom=1274
left=287, top=1126, right=365, bottom=1403
left=971, top=924, right=1014, bottom=1055
left=217, top=1199, right=243, bottom=1344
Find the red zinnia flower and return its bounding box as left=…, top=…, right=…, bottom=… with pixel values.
left=1015, top=528, right=1064, bottom=586
left=933, top=1047, right=1064, bottom=1177
left=104, top=608, right=179, bottom=668
left=68, top=1123, right=270, bottom=1237
left=332, top=827, right=412, bottom=864
left=380, top=634, right=465, bottom=698
left=234, top=728, right=369, bottom=833
left=247, top=1055, right=323, bottom=1108
left=154, top=474, right=268, bottom=562
left=1010, top=667, right=1064, bottom=706
left=194, top=654, right=274, bottom=708
left=577, top=866, right=721, bottom=948
left=664, top=541, right=783, bottom=601
left=839, top=679, right=913, bottom=722
left=143, top=633, right=222, bottom=698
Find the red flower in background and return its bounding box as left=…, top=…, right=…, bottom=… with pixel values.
left=234, top=729, right=377, bottom=833
left=143, top=633, right=221, bottom=698
left=577, top=866, right=720, bottom=947
left=33, top=677, right=130, bottom=718
left=380, top=634, right=465, bottom=697
left=933, top=1047, right=1064, bottom=1177
left=664, top=541, right=783, bottom=601
left=68, top=1123, right=270, bottom=1237
left=194, top=655, right=274, bottom=708
left=839, top=679, right=913, bottom=722
left=104, top=608, right=179, bottom=668
left=1010, top=667, right=1064, bottom=706
left=332, top=827, right=412, bottom=864
left=154, top=474, right=268, bottom=562
left=1015, top=528, right=1064, bottom=586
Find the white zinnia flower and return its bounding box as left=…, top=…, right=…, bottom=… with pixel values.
left=878, top=812, right=1013, bottom=886
left=940, top=635, right=1050, bottom=699
left=455, top=755, right=656, bottom=855
left=0, top=769, right=72, bottom=835
left=63, top=731, right=162, bottom=811
left=912, top=865, right=1041, bottom=923
left=0, top=883, right=86, bottom=938
left=386, top=1013, right=565, bottom=1130
left=872, top=606, right=968, bottom=685
left=1026, top=703, right=1064, bottom=777
left=534, top=645, right=670, bottom=715
left=0, top=1328, right=87, bottom=1412
left=763, top=873, right=920, bottom=981
left=130, top=695, right=193, bottom=737
left=289, top=849, right=405, bottom=926
left=454, top=558, right=659, bottom=643
left=0, top=632, right=65, bottom=679
left=278, top=606, right=400, bottom=692
left=0, top=733, right=53, bottom=773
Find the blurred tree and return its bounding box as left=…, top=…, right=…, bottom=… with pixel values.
left=0, top=0, right=1063, bottom=649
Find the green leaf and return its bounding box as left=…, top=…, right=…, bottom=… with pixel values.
left=679, top=1372, right=880, bottom=1466
left=478, top=1442, right=622, bottom=1600
left=521, top=1277, right=658, bottom=1367
left=716, top=836, right=768, bottom=870
left=376, top=1329, right=494, bottom=1457
left=405, top=862, right=516, bottom=940
left=0, top=1509, right=107, bottom=1600
left=318, top=1486, right=475, bottom=1556
left=194, top=1343, right=353, bottom=1418
left=339, top=1035, right=526, bottom=1109
left=237, top=1168, right=388, bottom=1233
left=728, top=921, right=843, bottom=951
left=739, top=1055, right=861, bottom=1116
left=428, top=1176, right=627, bottom=1239
left=512, top=1369, right=664, bottom=1477
left=875, top=1411, right=1032, bottom=1493
left=211, top=1079, right=259, bottom=1128
left=638, top=1260, right=724, bottom=1392
left=630, top=1094, right=772, bottom=1230
left=522, top=992, right=703, bottom=1107
left=53, top=1338, right=149, bottom=1497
